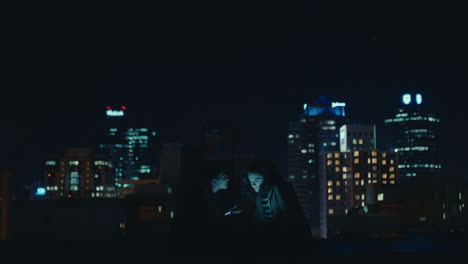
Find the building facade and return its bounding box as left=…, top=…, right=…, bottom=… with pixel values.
left=44, top=149, right=116, bottom=199
left=287, top=96, right=348, bottom=238
left=384, top=93, right=441, bottom=187
left=99, top=106, right=158, bottom=191
left=339, top=124, right=376, bottom=152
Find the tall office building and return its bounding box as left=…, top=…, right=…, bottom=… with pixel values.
left=384, top=93, right=441, bottom=192
left=287, top=95, right=347, bottom=237
left=339, top=124, right=376, bottom=152
left=99, top=106, right=158, bottom=191
left=44, top=149, right=116, bottom=199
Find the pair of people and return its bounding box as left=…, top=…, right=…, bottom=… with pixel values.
left=207, top=160, right=287, bottom=225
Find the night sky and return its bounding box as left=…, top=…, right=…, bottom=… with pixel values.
left=2, top=2, right=468, bottom=190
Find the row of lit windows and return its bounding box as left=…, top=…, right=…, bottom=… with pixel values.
left=328, top=194, right=342, bottom=200
left=398, top=164, right=441, bottom=169
left=327, top=180, right=342, bottom=186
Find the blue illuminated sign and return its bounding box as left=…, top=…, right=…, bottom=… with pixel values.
left=35, top=187, right=46, bottom=196
left=402, top=94, right=411, bottom=105
left=416, top=94, right=422, bottom=105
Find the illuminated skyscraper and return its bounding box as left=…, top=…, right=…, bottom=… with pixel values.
left=339, top=124, right=376, bottom=152
left=287, top=95, right=348, bottom=238
left=384, top=93, right=441, bottom=188
left=99, top=106, right=158, bottom=192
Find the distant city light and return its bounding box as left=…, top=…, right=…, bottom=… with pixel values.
left=35, top=187, right=46, bottom=196
left=121, top=106, right=127, bottom=110
left=303, top=103, right=307, bottom=110
left=402, top=94, right=411, bottom=105
left=106, top=106, right=111, bottom=110
left=331, top=102, right=346, bottom=108
left=106, top=110, right=125, bottom=117
left=416, top=94, right=422, bottom=105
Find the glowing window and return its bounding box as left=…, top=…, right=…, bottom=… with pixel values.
left=354, top=172, right=360, bottom=179
left=390, top=180, right=395, bottom=184
left=335, top=160, right=340, bottom=165
left=327, top=160, right=333, bottom=166
left=335, top=167, right=341, bottom=172
left=361, top=194, right=365, bottom=200
left=328, top=188, right=333, bottom=194
left=352, top=139, right=357, bottom=145
left=354, top=151, right=359, bottom=157
left=336, top=195, right=341, bottom=200
left=361, top=179, right=364, bottom=185
left=355, top=195, right=360, bottom=200
left=390, top=160, right=394, bottom=165
left=328, top=195, right=334, bottom=200
left=334, top=153, right=340, bottom=158
left=371, top=151, right=377, bottom=157
left=383, top=180, right=387, bottom=184
left=390, top=174, right=395, bottom=179
left=372, top=158, right=378, bottom=164
left=342, top=174, right=347, bottom=180
left=354, top=158, right=359, bottom=164
left=328, top=181, right=333, bottom=186
left=327, top=153, right=333, bottom=158
left=336, top=181, right=341, bottom=186
left=382, top=173, right=388, bottom=179
left=382, top=160, right=387, bottom=165
left=355, top=181, right=360, bottom=186
left=389, top=167, right=395, bottom=172
left=382, top=153, right=387, bottom=158
left=372, top=180, right=378, bottom=183
left=328, top=209, right=334, bottom=215
left=377, top=193, right=384, bottom=201
left=342, top=167, right=348, bottom=172
left=358, top=139, right=363, bottom=144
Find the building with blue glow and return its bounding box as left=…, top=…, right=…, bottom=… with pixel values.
left=287, top=95, right=348, bottom=238
left=384, top=93, right=441, bottom=188
left=99, top=106, right=158, bottom=194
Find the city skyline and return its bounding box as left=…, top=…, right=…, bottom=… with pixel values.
left=2, top=3, right=468, bottom=191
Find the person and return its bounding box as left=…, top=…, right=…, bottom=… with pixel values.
left=240, top=159, right=311, bottom=245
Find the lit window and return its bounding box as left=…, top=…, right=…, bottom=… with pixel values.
left=358, top=139, right=363, bottom=144
left=382, top=153, right=387, bottom=158
left=327, top=160, right=333, bottom=166
left=328, top=181, right=333, bottom=186
left=390, top=160, right=394, bottom=165
left=367, top=172, right=371, bottom=178
left=336, top=181, right=341, bottom=186
left=383, top=180, right=387, bottom=184
left=361, top=179, right=364, bottom=185
left=382, top=160, right=387, bottom=165
left=301, top=149, right=307, bottom=154
left=335, top=160, right=340, bottom=165
left=390, top=180, right=395, bottom=184
left=361, top=194, right=365, bottom=200
left=334, top=153, right=340, bottom=158
left=327, top=153, right=333, bottom=158
left=328, top=195, right=334, bottom=200
left=352, top=139, right=357, bottom=145
left=342, top=174, right=347, bottom=180
left=336, top=195, right=341, bottom=200
left=354, top=172, right=360, bottom=179
left=354, top=158, right=359, bottom=164
left=389, top=167, right=395, bottom=172
left=372, top=158, right=378, bottom=164
left=335, top=167, right=341, bottom=172
left=372, top=180, right=378, bottom=183
left=355, top=194, right=360, bottom=200
left=372, top=166, right=378, bottom=171
left=361, top=201, right=365, bottom=207
left=390, top=174, right=395, bottom=179
left=342, top=167, right=348, bottom=172
left=371, top=151, right=377, bottom=157
left=368, top=180, right=372, bottom=184
left=355, top=181, right=360, bottom=186
left=382, top=173, right=388, bottom=179
left=377, top=193, right=384, bottom=201
left=354, top=151, right=359, bottom=157
left=328, top=209, right=334, bottom=215
left=328, top=188, right=333, bottom=194
left=367, top=158, right=371, bottom=164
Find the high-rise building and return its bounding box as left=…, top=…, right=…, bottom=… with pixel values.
left=287, top=95, right=348, bottom=238
left=319, top=150, right=399, bottom=238
left=384, top=93, right=441, bottom=191
left=44, top=149, right=116, bottom=199
left=99, top=106, right=158, bottom=191
left=339, top=124, right=376, bottom=152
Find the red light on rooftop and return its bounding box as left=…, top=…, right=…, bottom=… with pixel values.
left=106, top=106, right=111, bottom=110
left=121, top=106, right=126, bottom=110
left=68, top=194, right=72, bottom=198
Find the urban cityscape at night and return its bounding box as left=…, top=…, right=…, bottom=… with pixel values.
left=1, top=1, right=468, bottom=257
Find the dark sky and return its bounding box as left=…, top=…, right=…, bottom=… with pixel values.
left=2, top=1, right=468, bottom=188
